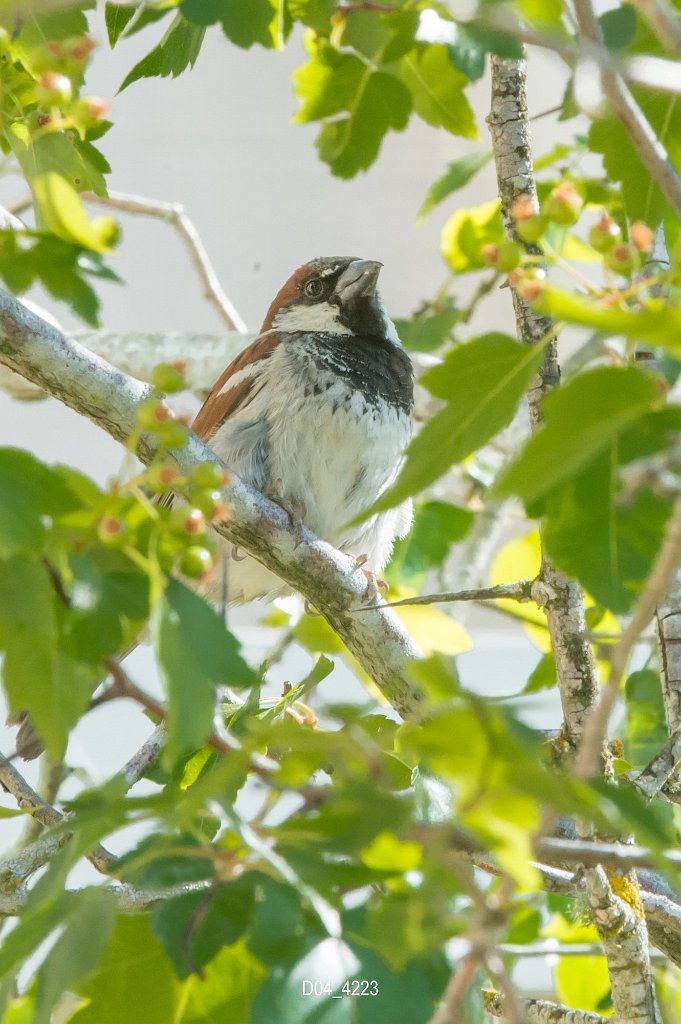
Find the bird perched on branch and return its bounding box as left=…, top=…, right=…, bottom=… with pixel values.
left=10, top=257, right=414, bottom=759
left=190, top=256, right=414, bottom=605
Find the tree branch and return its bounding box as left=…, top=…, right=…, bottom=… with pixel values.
left=11, top=188, right=243, bottom=334
left=357, top=579, right=535, bottom=610
left=0, top=287, right=423, bottom=719
left=582, top=865, right=661, bottom=1023
left=484, top=991, right=607, bottom=1024
left=573, top=0, right=681, bottom=221
left=629, top=0, right=681, bottom=54
left=488, top=56, right=600, bottom=756
left=0, top=752, right=115, bottom=878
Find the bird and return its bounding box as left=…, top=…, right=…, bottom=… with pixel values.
left=189, top=256, right=414, bottom=605
left=10, top=257, right=414, bottom=759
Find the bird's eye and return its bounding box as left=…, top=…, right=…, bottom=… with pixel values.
left=304, top=278, right=325, bottom=300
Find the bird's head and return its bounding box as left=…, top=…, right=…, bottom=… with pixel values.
left=261, top=257, right=399, bottom=343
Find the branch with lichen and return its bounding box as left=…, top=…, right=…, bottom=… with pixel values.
left=0, top=286, right=423, bottom=720
left=484, top=990, right=608, bottom=1024
left=488, top=54, right=661, bottom=1022
left=488, top=55, right=602, bottom=759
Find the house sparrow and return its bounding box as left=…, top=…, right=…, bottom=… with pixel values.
left=10, top=257, right=414, bottom=758
left=191, top=256, right=414, bottom=604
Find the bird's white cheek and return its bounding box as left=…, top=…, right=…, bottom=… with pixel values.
left=272, top=303, right=352, bottom=335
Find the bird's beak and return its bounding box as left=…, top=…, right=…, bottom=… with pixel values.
left=334, top=260, right=383, bottom=301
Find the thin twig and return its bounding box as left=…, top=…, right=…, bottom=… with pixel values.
left=573, top=0, right=681, bottom=220
left=82, top=191, right=247, bottom=332
left=102, top=657, right=277, bottom=774
left=0, top=752, right=115, bottom=876
left=630, top=0, right=681, bottom=53
left=484, top=991, right=607, bottom=1024
left=354, top=580, right=535, bottom=612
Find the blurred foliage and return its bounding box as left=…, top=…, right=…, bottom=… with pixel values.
left=2, top=1, right=681, bottom=1022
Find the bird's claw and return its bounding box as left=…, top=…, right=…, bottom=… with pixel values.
left=353, top=554, right=388, bottom=605
left=231, top=545, right=246, bottom=561
left=266, top=479, right=307, bottom=548
left=304, top=599, right=321, bottom=617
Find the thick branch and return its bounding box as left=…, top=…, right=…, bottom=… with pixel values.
left=583, top=866, right=660, bottom=1024
left=0, top=753, right=114, bottom=878
left=488, top=56, right=600, bottom=755
left=0, top=288, right=423, bottom=718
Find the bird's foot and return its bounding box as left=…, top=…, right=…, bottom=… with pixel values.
left=266, top=479, right=307, bottom=548
left=354, top=554, right=389, bottom=606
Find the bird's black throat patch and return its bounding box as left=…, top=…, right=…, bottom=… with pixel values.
left=292, top=332, right=414, bottom=416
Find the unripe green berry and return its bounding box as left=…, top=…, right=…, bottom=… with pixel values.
left=180, top=546, right=213, bottom=578
left=191, top=463, right=231, bottom=489
left=605, top=242, right=638, bottom=275
left=544, top=183, right=583, bottom=226
left=151, top=363, right=187, bottom=394
left=517, top=215, right=547, bottom=242
left=98, top=515, right=127, bottom=547
left=169, top=507, right=206, bottom=535
left=589, top=214, right=621, bottom=253
left=480, top=241, right=522, bottom=272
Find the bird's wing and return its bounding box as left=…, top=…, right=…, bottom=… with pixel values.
left=158, top=331, right=281, bottom=510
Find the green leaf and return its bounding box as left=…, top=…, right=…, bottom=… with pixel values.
left=252, top=924, right=448, bottom=1023
left=32, top=174, right=116, bottom=253
left=625, top=669, right=668, bottom=768
left=589, top=53, right=681, bottom=223
left=556, top=953, right=610, bottom=1014
left=13, top=132, right=109, bottom=198
left=181, top=0, right=287, bottom=48
left=418, top=151, right=492, bottom=221
left=105, top=2, right=137, bottom=45
left=537, top=286, right=681, bottom=352
left=361, top=334, right=545, bottom=515
left=599, top=4, right=637, bottom=51
left=112, top=833, right=215, bottom=892
left=287, top=0, right=335, bottom=32
left=292, top=41, right=366, bottom=123
left=179, top=940, right=266, bottom=1022
left=34, top=891, right=116, bottom=1024
left=391, top=500, right=474, bottom=578
left=0, top=231, right=111, bottom=325
left=542, top=443, right=673, bottom=612
left=246, top=878, right=307, bottom=966
left=447, top=28, right=486, bottom=81
left=152, top=876, right=257, bottom=978
left=73, top=915, right=266, bottom=1024
left=452, top=21, right=524, bottom=61
left=495, top=366, right=659, bottom=505
left=316, top=70, right=411, bottom=178
left=0, top=554, right=76, bottom=761
left=119, top=14, right=206, bottom=91
left=73, top=915, right=181, bottom=1024
left=523, top=652, right=557, bottom=694
left=441, top=199, right=503, bottom=273
left=400, top=44, right=477, bottom=139
left=153, top=577, right=257, bottom=766
left=393, top=308, right=460, bottom=351
left=0, top=449, right=81, bottom=556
